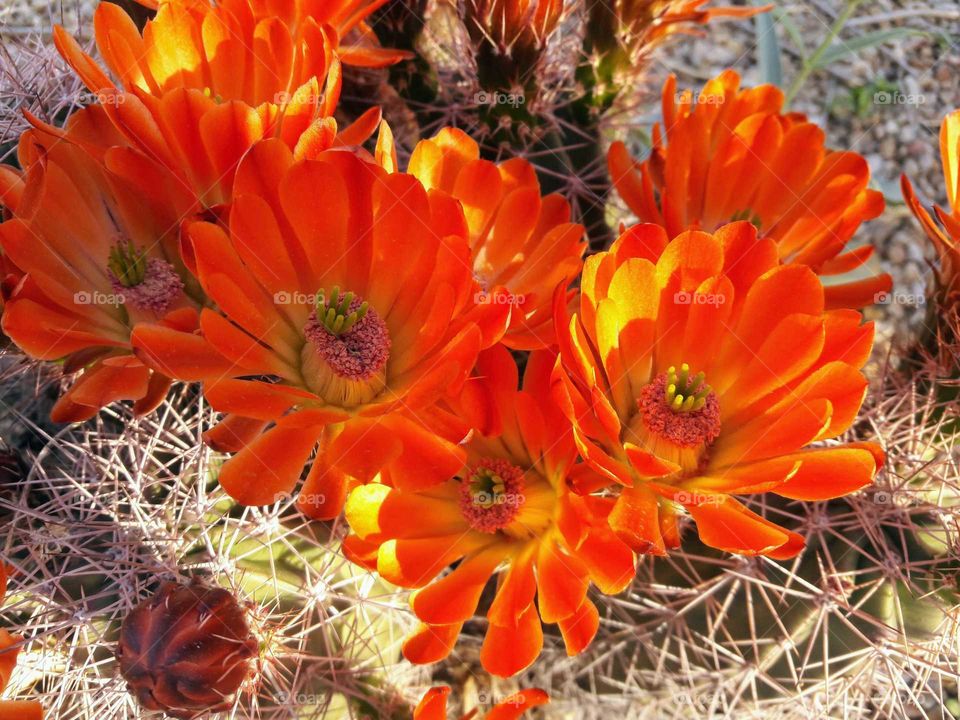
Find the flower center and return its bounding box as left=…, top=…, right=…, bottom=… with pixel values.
left=640, top=365, right=721, bottom=447
left=107, top=241, right=183, bottom=314
left=458, top=458, right=525, bottom=534
left=302, top=287, right=390, bottom=407
left=314, top=287, right=369, bottom=336
left=628, top=364, right=721, bottom=473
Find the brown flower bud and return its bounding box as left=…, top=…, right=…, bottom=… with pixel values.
left=118, top=581, right=257, bottom=719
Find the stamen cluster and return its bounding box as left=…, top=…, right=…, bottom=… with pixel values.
left=315, top=286, right=369, bottom=336
left=664, top=363, right=712, bottom=413
left=458, top=458, right=525, bottom=533
left=107, top=240, right=148, bottom=288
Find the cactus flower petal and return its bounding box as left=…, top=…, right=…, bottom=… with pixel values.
left=609, top=70, right=890, bottom=309
left=556, top=222, right=881, bottom=559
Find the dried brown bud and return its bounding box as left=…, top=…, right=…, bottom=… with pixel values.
left=118, top=581, right=257, bottom=719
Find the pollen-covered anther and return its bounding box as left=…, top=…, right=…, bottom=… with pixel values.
left=304, top=287, right=389, bottom=380
left=639, top=366, right=721, bottom=448
left=107, top=241, right=183, bottom=314
left=459, top=458, right=525, bottom=533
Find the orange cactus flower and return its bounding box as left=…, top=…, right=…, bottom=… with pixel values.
left=56, top=0, right=407, bottom=107
left=0, top=107, right=199, bottom=422
left=344, top=347, right=635, bottom=676
left=553, top=221, right=884, bottom=559
left=401, top=128, right=586, bottom=350
left=415, top=686, right=548, bottom=720
left=51, top=6, right=384, bottom=214
left=130, top=142, right=482, bottom=520
left=0, top=565, right=44, bottom=719
left=902, top=109, right=960, bottom=310
left=608, top=70, right=890, bottom=309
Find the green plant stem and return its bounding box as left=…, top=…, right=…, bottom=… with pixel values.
left=784, top=0, right=866, bottom=107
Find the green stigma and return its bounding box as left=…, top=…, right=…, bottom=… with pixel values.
left=730, top=208, right=763, bottom=230
left=108, top=241, right=148, bottom=288
left=664, top=363, right=712, bottom=413
left=468, top=467, right=507, bottom=508
left=315, top=286, right=368, bottom=336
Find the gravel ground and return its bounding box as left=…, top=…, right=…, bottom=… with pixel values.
left=0, top=0, right=92, bottom=35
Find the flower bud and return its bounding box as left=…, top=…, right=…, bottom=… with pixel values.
left=118, top=581, right=257, bottom=719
